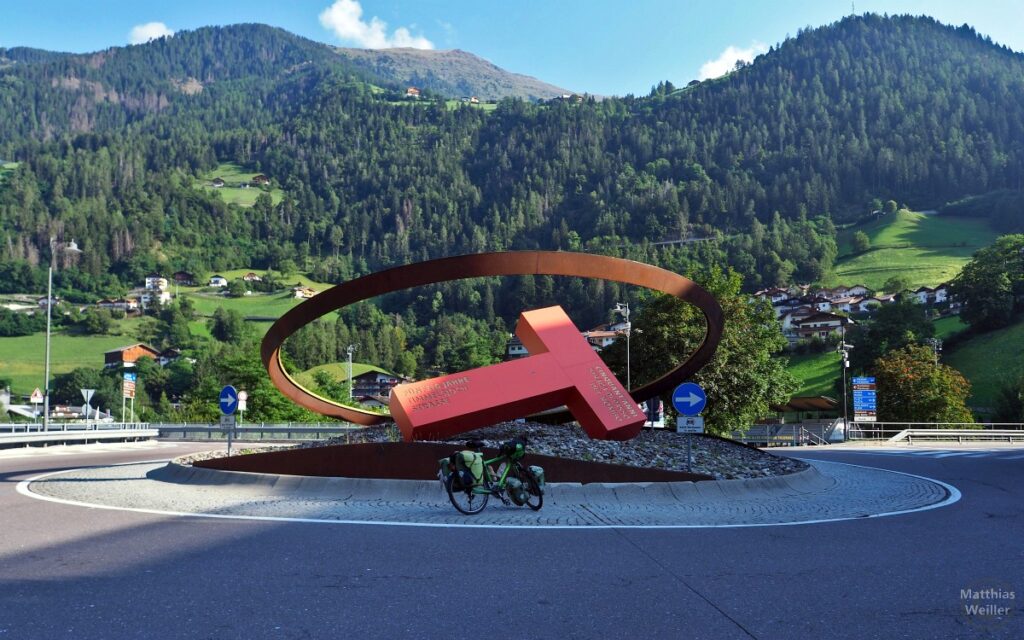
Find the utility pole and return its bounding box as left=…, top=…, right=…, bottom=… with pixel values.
left=346, top=344, right=358, bottom=400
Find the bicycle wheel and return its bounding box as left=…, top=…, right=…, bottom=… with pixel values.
left=517, top=466, right=543, bottom=511
left=445, top=475, right=489, bottom=515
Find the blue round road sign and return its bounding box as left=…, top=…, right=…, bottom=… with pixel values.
left=219, top=385, right=238, bottom=415
left=672, top=382, right=707, bottom=416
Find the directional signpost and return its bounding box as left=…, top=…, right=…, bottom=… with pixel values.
left=220, top=385, right=238, bottom=455
left=852, top=376, right=877, bottom=423
left=673, top=382, right=707, bottom=417
left=672, top=382, right=707, bottom=471
left=122, top=372, right=137, bottom=425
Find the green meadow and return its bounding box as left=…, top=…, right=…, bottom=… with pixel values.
left=829, top=211, right=998, bottom=290
left=293, top=362, right=392, bottom=389
left=0, top=332, right=137, bottom=395
left=183, top=290, right=303, bottom=320
left=944, top=320, right=1024, bottom=410
left=197, top=162, right=284, bottom=207
left=933, top=315, right=967, bottom=340
left=785, top=351, right=841, bottom=397
left=444, top=100, right=498, bottom=111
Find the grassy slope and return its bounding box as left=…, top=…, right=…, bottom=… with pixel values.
left=173, top=270, right=331, bottom=320
left=944, top=321, right=1024, bottom=409
left=0, top=332, right=139, bottom=394
left=293, top=362, right=391, bottom=389
left=444, top=100, right=498, bottom=111
left=829, top=211, right=998, bottom=290
left=784, top=315, right=1021, bottom=410
left=785, top=351, right=841, bottom=397
left=0, top=272, right=334, bottom=394
left=184, top=290, right=302, bottom=320
left=196, top=162, right=283, bottom=207
left=933, top=315, right=967, bottom=340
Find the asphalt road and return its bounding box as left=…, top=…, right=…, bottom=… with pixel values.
left=1, top=442, right=1021, bottom=640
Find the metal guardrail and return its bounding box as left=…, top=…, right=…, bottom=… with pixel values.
left=1, top=422, right=150, bottom=433
left=153, top=423, right=365, bottom=441
left=890, top=429, right=1024, bottom=444
left=0, top=428, right=159, bottom=447
left=733, top=422, right=837, bottom=447
left=849, top=422, right=1024, bottom=441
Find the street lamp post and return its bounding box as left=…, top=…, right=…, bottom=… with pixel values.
left=613, top=303, right=631, bottom=390
left=42, top=237, right=82, bottom=431
left=346, top=344, right=358, bottom=400
left=42, top=265, right=53, bottom=431
left=838, top=323, right=853, bottom=442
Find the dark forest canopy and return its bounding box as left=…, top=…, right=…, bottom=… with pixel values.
left=1, top=13, right=1023, bottom=308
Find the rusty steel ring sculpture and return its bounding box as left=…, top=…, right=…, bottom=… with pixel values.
left=261, top=251, right=724, bottom=426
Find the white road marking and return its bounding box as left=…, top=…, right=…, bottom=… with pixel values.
left=14, top=458, right=962, bottom=530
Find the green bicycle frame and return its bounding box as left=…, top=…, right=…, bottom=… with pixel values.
left=469, top=454, right=517, bottom=495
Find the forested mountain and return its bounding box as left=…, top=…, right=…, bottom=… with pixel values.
left=334, top=47, right=573, bottom=100
left=1, top=14, right=1023, bottom=312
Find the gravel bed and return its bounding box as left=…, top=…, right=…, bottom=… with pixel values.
left=176, top=421, right=806, bottom=480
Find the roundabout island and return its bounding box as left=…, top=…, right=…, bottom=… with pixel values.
left=19, top=426, right=959, bottom=529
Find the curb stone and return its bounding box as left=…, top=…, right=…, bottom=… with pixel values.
left=151, top=460, right=831, bottom=505
left=38, top=459, right=955, bottom=527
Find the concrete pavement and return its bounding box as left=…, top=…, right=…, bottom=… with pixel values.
left=0, top=442, right=1021, bottom=639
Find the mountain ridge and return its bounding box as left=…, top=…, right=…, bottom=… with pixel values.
left=333, top=46, right=573, bottom=100
left=0, top=14, right=1022, bottom=299
left=0, top=24, right=574, bottom=102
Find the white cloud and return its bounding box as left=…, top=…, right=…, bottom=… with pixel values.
left=698, top=42, right=768, bottom=80
left=129, top=22, right=175, bottom=45
left=319, top=0, right=433, bottom=49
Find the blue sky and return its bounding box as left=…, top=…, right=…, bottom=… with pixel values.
left=2, top=1, right=1022, bottom=96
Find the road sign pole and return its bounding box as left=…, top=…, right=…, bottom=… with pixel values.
left=219, top=385, right=239, bottom=456
left=687, top=433, right=692, bottom=471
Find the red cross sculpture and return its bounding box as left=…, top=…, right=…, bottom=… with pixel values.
left=389, top=306, right=645, bottom=442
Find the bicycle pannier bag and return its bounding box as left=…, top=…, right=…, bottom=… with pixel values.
left=506, top=477, right=528, bottom=505
left=453, top=450, right=484, bottom=487
left=528, top=465, right=545, bottom=489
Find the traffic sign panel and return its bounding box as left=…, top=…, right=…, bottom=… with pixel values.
left=219, top=385, right=238, bottom=415
left=672, top=383, right=707, bottom=416
left=676, top=416, right=705, bottom=433
left=30, top=388, right=43, bottom=404
left=852, top=377, right=875, bottom=384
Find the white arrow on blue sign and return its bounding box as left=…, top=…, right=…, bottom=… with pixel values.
left=672, top=382, right=707, bottom=416
left=219, top=385, right=238, bottom=415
